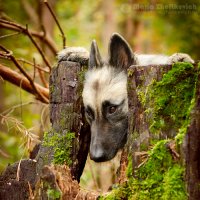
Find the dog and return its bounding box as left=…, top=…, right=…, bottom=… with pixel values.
left=58, top=33, right=194, bottom=162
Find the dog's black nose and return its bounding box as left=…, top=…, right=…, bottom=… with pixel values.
left=90, top=147, right=106, bottom=162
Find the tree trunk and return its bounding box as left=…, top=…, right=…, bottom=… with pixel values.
left=117, top=63, right=200, bottom=199
left=185, top=71, right=200, bottom=200
left=127, top=64, right=172, bottom=159
left=37, top=60, right=90, bottom=182
left=101, top=0, right=116, bottom=51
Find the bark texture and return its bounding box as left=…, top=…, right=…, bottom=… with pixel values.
left=37, top=60, right=90, bottom=182
left=126, top=64, right=172, bottom=170
left=185, top=71, right=200, bottom=200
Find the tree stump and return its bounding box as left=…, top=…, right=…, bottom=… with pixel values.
left=37, top=60, right=90, bottom=182
left=116, top=62, right=200, bottom=200
left=185, top=68, right=200, bottom=200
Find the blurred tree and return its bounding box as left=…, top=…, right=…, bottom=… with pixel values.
left=0, top=0, right=57, bottom=171
left=157, top=0, right=200, bottom=59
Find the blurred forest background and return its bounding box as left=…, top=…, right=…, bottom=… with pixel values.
left=0, top=0, right=199, bottom=192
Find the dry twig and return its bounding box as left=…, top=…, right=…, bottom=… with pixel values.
left=0, top=45, right=49, bottom=103
left=44, top=0, right=66, bottom=48
left=16, top=159, right=22, bottom=181
left=25, top=25, right=52, bottom=72
left=0, top=56, right=49, bottom=73
left=0, top=32, right=21, bottom=39
left=0, top=19, right=58, bottom=54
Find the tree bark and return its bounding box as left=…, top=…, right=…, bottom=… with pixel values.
left=127, top=64, right=172, bottom=147
left=49, top=60, right=90, bottom=181
left=185, top=71, right=200, bottom=200
left=116, top=64, right=172, bottom=182
left=37, top=60, right=90, bottom=182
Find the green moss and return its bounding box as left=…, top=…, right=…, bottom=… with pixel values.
left=144, top=62, right=198, bottom=142
left=77, top=67, right=87, bottom=95
left=132, top=140, right=187, bottom=200
left=162, top=165, right=187, bottom=200
left=103, top=140, right=187, bottom=200
left=47, top=188, right=61, bottom=199
left=43, top=131, right=75, bottom=165
left=126, top=155, right=133, bottom=178
left=102, top=182, right=132, bottom=200
left=128, top=68, right=134, bottom=77
left=49, top=85, right=55, bottom=94
left=42, top=180, right=61, bottom=200
left=78, top=67, right=87, bottom=82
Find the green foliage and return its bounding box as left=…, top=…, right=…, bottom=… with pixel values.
left=157, top=0, right=200, bottom=59
left=126, top=155, right=133, bottom=178
left=102, top=182, right=132, bottom=200
left=47, top=188, right=61, bottom=200
left=43, top=131, right=75, bottom=165
left=0, top=132, right=24, bottom=171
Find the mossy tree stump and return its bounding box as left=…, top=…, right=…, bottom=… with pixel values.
left=37, top=60, right=90, bottom=181
left=115, top=62, right=200, bottom=200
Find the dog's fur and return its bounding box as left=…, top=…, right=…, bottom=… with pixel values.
left=82, top=36, right=131, bottom=162
left=58, top=33, right=194, bottom=162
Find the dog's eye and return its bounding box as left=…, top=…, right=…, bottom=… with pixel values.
left=108, top=106, right=117, bottom=114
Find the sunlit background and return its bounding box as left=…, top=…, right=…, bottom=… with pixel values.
left=0, top=0, right=199, bottom=192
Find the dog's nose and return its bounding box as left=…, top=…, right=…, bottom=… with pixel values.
left=90, top=146, right=106, bottom=162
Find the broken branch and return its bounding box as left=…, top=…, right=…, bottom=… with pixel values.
left=0, top=45, right=49, bottom=103
left=0, top=63, right=49, bottom=103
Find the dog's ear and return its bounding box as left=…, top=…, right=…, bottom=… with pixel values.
left=89, top=40, right=103, bottom=69
left=109, top=33, right=135, bottom=69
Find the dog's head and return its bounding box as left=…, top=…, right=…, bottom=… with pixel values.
left=82, top=33, right=135, bottom=162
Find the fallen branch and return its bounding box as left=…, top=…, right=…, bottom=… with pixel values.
left=0, top=63, right=49, bottom=103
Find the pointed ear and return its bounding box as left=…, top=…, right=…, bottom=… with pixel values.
left=109, top=33, right=135, bottom=69
left=89, top=40, right=103, bottom=69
